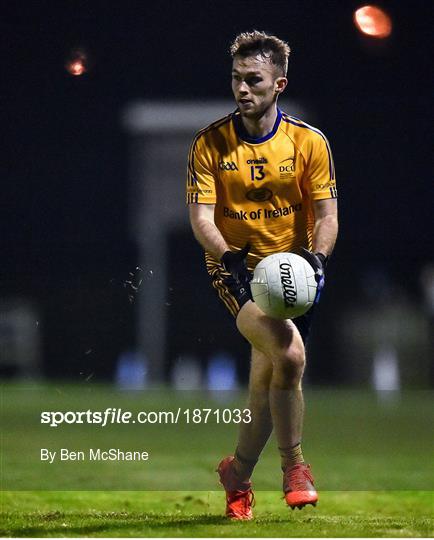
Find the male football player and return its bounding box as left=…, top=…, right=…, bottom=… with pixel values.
left=186, top=30, right=338, bottom=519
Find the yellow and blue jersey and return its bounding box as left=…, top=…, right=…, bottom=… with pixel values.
left=186, top=108, right=337, bottom=270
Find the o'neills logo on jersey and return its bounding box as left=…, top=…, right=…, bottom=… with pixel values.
left=247, top=157, right=268, bottom=164
left=280, top=263, right=297, bottom=307
left=219, top=160, right=238, bottom=171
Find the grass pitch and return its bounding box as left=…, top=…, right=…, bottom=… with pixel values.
left=1, top=383, right=433, bottom=537
left=1, top=490, right=432, bottom=537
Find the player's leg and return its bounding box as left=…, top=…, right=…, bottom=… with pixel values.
left=269, top=335, right=305, bottom=467
left=217, top=347, right=272, bottom=520
left=236, top=300, right=318, bottom=508
left=209, top=263, right=315, bottom=513
left=236, top=300, right=305, bottom=454
left=232, top=347, right=273, bottom=481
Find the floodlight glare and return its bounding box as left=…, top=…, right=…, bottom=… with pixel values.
left=354, top=5, right=392, bottom=38
left=65, top=48, right=89, bottom=76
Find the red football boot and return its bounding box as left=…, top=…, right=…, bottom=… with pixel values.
left=283, top=463, right=318, bottom=509
left=217, top=456, right=254, bottom=520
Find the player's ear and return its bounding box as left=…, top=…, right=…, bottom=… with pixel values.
left=275, top=77, right=287, bottom=95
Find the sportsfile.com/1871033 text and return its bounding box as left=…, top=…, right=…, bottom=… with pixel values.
left=40, top=408, right=252, bottom=427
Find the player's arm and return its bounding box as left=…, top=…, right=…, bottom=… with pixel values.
left=187, top=135, right=250, bottom=282
left=301, top=131, right=338, bottom=272
left=189, top=203, right=229, bottom=260
left=189, top=204, right=251, bottom=284
left=301, top=198, right=338, bottom=277
left=301, top=198, right=338, bottom=296
left=311, top=198, right=338, bottom=258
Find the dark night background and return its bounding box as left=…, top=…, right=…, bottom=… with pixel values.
left=1, top=1, right=432, bottom=383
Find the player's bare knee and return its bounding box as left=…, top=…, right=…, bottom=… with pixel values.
left=274, top=344, right=305, bottom=382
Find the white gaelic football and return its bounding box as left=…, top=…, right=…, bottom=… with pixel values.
left=250, top=252, right=318, bottom=320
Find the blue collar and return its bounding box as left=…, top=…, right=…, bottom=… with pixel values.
left=233, top=108, right=282, bottom=144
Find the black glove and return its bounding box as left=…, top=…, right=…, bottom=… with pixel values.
left=221, top=243, right=252, bottom=285
left=300, top=248, right=328, bottom=302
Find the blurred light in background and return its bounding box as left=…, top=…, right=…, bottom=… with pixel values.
left=172, top=355, right=202, bottom=390
left=206, top=353, right=238, bottom=391
left=354, top=5, right=392, bottom=38
left=115, top=350, right=147, bottom=390
left=65, top=48, right=89, bottom=76
left=0, top=300, right=41, bottom=378
left=371, top=344, right=400, bottom=393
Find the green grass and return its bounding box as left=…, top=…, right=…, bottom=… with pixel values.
left=1, top=383, right=433, bottom=536
left=1, top=490, right=433, bottom=537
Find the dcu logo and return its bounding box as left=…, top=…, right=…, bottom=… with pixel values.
left=279, top=156, right=296, bottom=178
left=219, top=160, right=238, bottom=171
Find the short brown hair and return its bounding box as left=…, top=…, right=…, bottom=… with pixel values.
left=230, top=30, right=291, bottom=76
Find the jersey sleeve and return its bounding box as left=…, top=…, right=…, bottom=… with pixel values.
left=304, top=132, right=337, bottom=200
left=186, top=134, right=217, bottom=204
